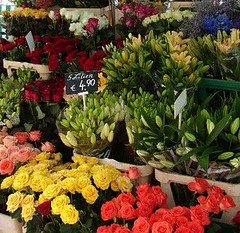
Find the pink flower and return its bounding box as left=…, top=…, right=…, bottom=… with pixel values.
left=0, top=159, right=15, bottom=175
left=14, top=132, right=29, bottom=144
left=128, top=167, right=140, bottom=180
left=0, top=145, right=9, bottom=160
left=10, top=148, right=35, bottom=163
left=41, top=141, right=55, bottom=153
left=2, top=136, right=18, bottom=148
left=28, top=131, right=41, bottom=142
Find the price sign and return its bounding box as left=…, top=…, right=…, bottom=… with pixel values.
left=65, top=71, right=98, bottom=95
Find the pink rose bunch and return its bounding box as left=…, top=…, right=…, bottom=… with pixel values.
left=116, top=3, right=160, bottom=37
left=0, top=131, right=42, bottom=175
left=24, top=76, right=65, bottom=102
left=97, top=179, right=236, bottom=233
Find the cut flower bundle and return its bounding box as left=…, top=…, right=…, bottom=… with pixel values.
left=97, top=178, right=236, bottom=233
left=1, top=154, right=135, bottom=233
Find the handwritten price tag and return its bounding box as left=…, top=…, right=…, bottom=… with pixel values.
left=65, top=71, right=98, bottom=95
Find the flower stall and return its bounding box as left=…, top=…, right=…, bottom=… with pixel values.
left=0, top=0, right=240, bottom=232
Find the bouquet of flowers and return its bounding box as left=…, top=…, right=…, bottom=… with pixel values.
left=142, top=9, right=194, bottom=35
left=0, top=129, right=55, bottom=214
left=115, top=2, right=161, bottom=38
left=2, top=8, right=49, bottom=37
left=97, top=178, right=236, bottom=232
left=60, top=9, right=114, bottom=52
left=1, top=154, right=135, bottom=233
left=181, top=0, right=240, bottom=38
left=55, top=0, right=109, bottom=8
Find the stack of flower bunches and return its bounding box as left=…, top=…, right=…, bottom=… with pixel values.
left=57, top=90, right=125, bottom=154
left=102, top=30, right=209, bottom=95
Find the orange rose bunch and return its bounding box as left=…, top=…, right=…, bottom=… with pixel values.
left=97, top=179, right=236, bottom=233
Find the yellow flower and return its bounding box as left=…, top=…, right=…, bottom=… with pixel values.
left=97, top=72, right=108, bottom=93
left=111, top=180, right=119, bottom=192
left=60, top=178, right=77, bottom=194
left=77, top=163, right=91, bottom=173
left=21, top=195, right=35, bottom=206
left=64, top=169, right=80, bottom=178
left=40, top=177, right=54, bottom=191
left=81, top=185, right=99, bottom=204
left=6, top=191, right=25, bottom=213
left=1, top=176, right=14, bottom=189
left=42, top=184, right=62, bottom=200
left=103, top=165, right=121, bottom=181
left=60, top=204, right=79, bottom=224
left=116, top=176, right=133, bottom=193
left=15, top=165, right=33, bottom=175
left=21, top=204, right=35, bottom=222
left=29, top=175, right=43, bottom=192
left=72, top=155, right=86, bottom=164
left=48, top=173, right=64, bottom=183
left=76, top=176, right=91, bottom=192
left=52, top=152, right=62, bottom=161
left=33, top=163, right=49, bottom=172
left=12, top=172, right=30, bottom=190
left=86, top=156, right=99, bottom=166
left=51, top=194, right=70, bottom=215
left=93, top=169, right=111, bottom=190
left=38, top=194, right=48, bottom=205
left=35, top=152, right=51, bottom=161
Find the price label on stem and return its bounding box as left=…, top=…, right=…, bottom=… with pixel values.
left=65, top=71, right=98, bottom=95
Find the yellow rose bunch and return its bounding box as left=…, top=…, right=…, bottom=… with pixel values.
left=0, top=153, right=134, bottom=232
left=2, top=8, right=48, bottom=19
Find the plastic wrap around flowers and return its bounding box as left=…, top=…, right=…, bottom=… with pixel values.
left=60, top=9, right=110, bottom=38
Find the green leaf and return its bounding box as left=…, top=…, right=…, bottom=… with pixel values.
left=205, top=114, right=231, bottom=146
left=197, top=146, right=223, bottom=171
left=35, top=105, right=46, bottom=120
left=177, top=146, right=205, bottom=164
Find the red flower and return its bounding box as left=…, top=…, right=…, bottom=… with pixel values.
left=37, top=201, right=51, bottom=216
left=43, top=42, right=56, bottom=53
left=233, top=211, right=240, bottom=224
left=151, top=221, right=173, bottom=233
left=190, top=205, right=211, bottom=226
left=132, top=216, right=150, bottom=233
left=175, top=226, right=192, bottom=233
left=24, top=89, right=41, bottom=101
left=135, top=204, right=153, bottom=218
left=81, top=58, right=95, bottom=71
left=48, top=54, right=59, bottom=72
left=188, top=178, right=209, bottom=194
left=101, top=200, right=119, bottom=221
left=117, top=193, right=136, bottom=205
left=187, top=220, right=204, bottom=233
left=197, top=193, right=220, bottom=214
left=65, top=51, right=77, bottom=63
left=117, top=202, right=136, bottom=220
left=219, top=196, right=236, bottom=211
left=3, top=43, right=15, bottom=51
left=14, top=37, right=26, bottom=46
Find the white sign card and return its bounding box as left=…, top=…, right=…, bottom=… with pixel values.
left=25, top=31, right=35, bottom=52
left=174, top=89, right=187, bottom=119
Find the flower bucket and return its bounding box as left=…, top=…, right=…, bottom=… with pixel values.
left=154, top=169, right=240, bottom=225
left=169, top=1, right=193, bottom=10
left=73, top=149, right=153, bottom=184
left=0, top=213, right=23, bottom=233
left=3, top=59, right=51, bottom=80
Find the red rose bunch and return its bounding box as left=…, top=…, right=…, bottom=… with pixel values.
left=97, top=179, right=236, bottom=233
left=188, top=178, right=236, bottom=214
left=24, top=76, right=65, bottom=102
left=65, top=49, right=107, bottom=72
